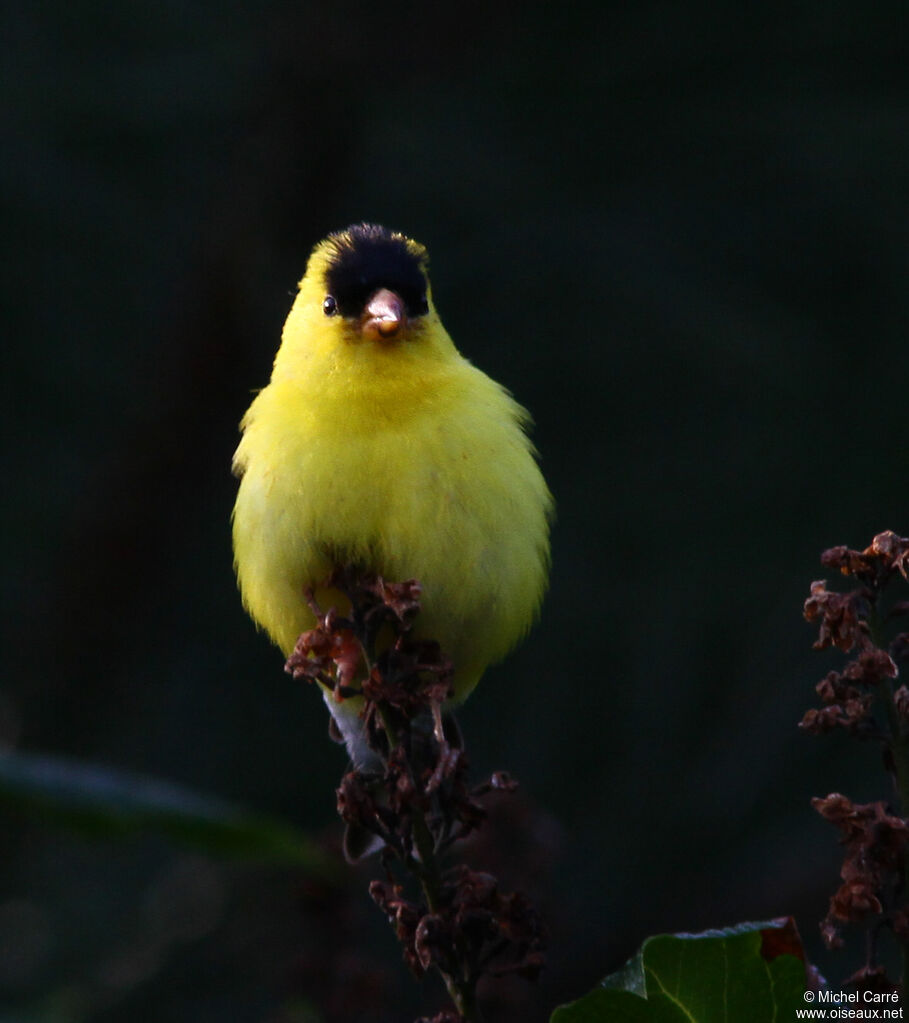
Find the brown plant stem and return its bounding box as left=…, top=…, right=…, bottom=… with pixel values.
left=287, top=570, right=545, bottom=1022
left=802, top=531, right=909, bottom=993
left=375, top=701, right=482, bottom=1022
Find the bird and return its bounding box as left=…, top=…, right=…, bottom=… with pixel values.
left=232, top=223, right=552, bottom=767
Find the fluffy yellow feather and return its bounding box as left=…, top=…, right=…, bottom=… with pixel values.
left=232, top=224, right=552, bottom=754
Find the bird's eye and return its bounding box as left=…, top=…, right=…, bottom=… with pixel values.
left=323, top=296, right=337, bottom=316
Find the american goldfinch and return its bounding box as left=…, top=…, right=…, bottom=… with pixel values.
left=232, top=224, right=552, bottom=763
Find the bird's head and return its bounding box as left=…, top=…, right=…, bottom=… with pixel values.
left=275, top=224, right=456, bottom=377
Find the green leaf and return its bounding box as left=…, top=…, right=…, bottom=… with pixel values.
left=0, top=750, right=338, bottom=877
left=551, top=918, right=807, bottom=1022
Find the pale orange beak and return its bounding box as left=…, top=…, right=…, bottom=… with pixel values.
left=361, top=288, right=406, bottom=343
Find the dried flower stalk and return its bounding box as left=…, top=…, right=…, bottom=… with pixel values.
left=285, top=568, right=545, bottom=1022
left=802, top=531, right=909, bottom=990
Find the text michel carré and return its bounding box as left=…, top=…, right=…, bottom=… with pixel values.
left=817, top=990, right=899, bottom=1004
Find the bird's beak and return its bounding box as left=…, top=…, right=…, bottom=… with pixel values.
left=361, top=288, right=407, bottom=343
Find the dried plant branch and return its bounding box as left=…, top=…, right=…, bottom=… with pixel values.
left=285, top=567, right=546, bottom=1022
left=802, top=530, right=909, bottom=992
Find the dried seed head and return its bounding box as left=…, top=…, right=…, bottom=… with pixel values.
left=293, top=566, right=547, bottom=1015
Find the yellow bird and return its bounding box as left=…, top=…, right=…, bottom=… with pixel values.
left=232, top=223, right=552, bottom=762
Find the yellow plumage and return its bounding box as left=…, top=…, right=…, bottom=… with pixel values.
left=232, top=224, right=552, bottom=729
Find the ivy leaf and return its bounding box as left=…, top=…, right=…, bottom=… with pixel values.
left=551, top=918, right=807, bottom=1022
left=0, top=750, right=338, bottom=877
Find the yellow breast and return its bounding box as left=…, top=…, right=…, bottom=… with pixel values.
left=232, top=338, right=551, bottom=701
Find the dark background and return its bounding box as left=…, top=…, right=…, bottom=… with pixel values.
left=3, top=2, right=909, bottom=1020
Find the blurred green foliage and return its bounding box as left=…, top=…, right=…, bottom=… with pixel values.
left=0, top=752, right=336, bottom=872
left=3, top=1, right=909, bottom=1020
